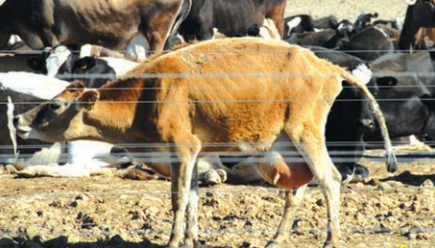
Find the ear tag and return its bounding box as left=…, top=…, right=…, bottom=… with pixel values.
left=81, top=90, right=100, bottom=111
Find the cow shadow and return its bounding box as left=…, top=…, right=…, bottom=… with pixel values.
left=380, top=170, right=435, bottom=186
left=0, top=235, right=161, bottom=248
left=3, top=235, right=225, bottom=248
left=363, top=150, right=435, bottom=186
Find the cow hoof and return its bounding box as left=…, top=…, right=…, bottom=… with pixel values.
left=265, top=240, right=281, bottom=248
left=5, top=164, right=18, bottom=174
left=352, top=164, right=369, bottom=181
left=216, top=169, right=227, bottom=183
left=16, top=166, right=40, bottom=178
left=323, top=240, right=340, bottom=248
left=201, top=169, right=225, bottom=186
left=323, top=244, right=338, bottom=248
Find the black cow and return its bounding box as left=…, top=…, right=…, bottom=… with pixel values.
left=0, top=0, right=190, bottom=52
left=398, top=0, right=435, bottom=51
left=310, top=46, right=377, bottom=180
left=177, top=0, right=287, bottom=41
left=285, top=29, right=348, bottom=49
left=338, top=26, right=395, bottom=62
left=354, top=12, right=379, bottom=31
left=365, top=50, right=435, bottom=146
left=284, top=17, right=357, bottom=49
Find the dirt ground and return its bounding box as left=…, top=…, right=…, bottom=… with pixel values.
left=284, top=0, right=407, bottom=21
left=2, top=1, right=435, bottom=248
left=1, top=149, right=435, bottom=248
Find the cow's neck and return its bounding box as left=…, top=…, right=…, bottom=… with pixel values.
left=81, top=78, right=153, bottom=144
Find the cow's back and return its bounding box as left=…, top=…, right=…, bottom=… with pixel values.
left=129, top=38, right=346, bottom=148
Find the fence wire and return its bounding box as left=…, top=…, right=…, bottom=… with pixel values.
left=2, top=46, right=435, bottom=246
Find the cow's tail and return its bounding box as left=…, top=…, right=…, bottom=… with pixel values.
left=342, top=72, right=398, bottom=173
left=163, top=0, right=192, bottom=50
left=6, top=96, right=18, bottom=160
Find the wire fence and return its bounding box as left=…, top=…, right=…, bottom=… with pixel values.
left=2, top=45, right=435, bottom=247
left=2, top=1, right=435, bottom=247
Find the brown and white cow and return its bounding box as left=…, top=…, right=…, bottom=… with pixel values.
left=0, top=0, right=191, bottom=52
left=14, top=37, right=397, bottom=247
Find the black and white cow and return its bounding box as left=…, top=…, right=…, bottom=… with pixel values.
left=283, top=15, right=357, bottom=49
left=283, top=14, right=340, bottom=39
left=365, top=50, right=435, bottom=146
left=27, top=45, right=139, bottom=88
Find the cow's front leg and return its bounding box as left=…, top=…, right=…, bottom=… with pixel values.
left=167, top=134, right=201, bottom=248
left=0, top=33, right=11, bottom=49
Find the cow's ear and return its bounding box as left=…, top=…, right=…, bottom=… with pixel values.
left=76, top=57, right=97, bottom=70
left=66, top=80, right=86, bottom=91
left=75, top=89, right=100, bottom=111
left=375, top=76, right=397, bottom=89
left=66, top=80, right=86, bottom=98
left=421, top=94, right=435, bottom=110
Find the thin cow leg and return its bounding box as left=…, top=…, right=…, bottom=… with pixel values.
left=317, top=163, right=341, bottom=248
left=286, top=126, right=342, bottom=248
left=266, top=185, right=307, bottom=247
left=185, top=160, right=200, bottom=247
left=167, top=134, right=201, bottom=248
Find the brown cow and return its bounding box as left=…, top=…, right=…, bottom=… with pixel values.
left=14, top=37, right=397, bottom=247
left=0, top=0, right=191, bottom=52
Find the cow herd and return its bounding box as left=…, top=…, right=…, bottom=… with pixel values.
left=1, top=0, right=435, bottom=247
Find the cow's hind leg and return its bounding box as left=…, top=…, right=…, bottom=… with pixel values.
left=286, top=125, right=342, bottom=248
left=185, top=159, right=200, bottom=247
left=266, top=185, right=307, bottom=248
left=167, top=134, right=201, bottom=248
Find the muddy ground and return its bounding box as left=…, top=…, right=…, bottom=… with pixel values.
left=1, top=1, right=434, bottom=248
